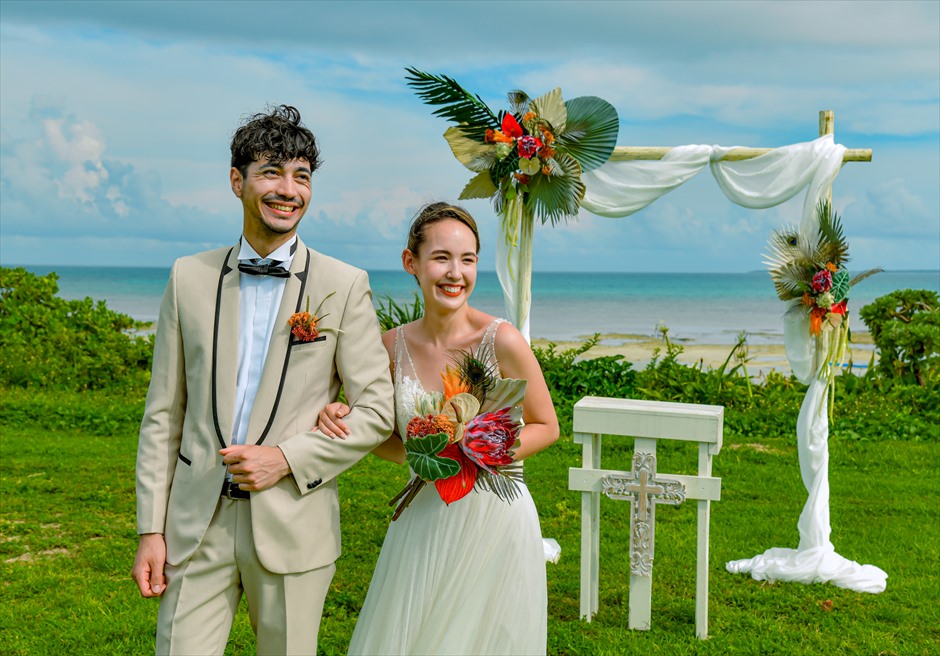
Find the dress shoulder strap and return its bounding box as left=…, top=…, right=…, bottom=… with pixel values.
left=394, top=324, right=419, bottom=384
left=481, top=318, right=506, bottom=371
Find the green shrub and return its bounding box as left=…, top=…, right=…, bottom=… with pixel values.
left=374, top=294, right=423, bottom=332
left=533, top=334, right=637, bottom=429
left=0, top=386, right=145, bottom=436
left=0, top=267, right=153, bottom=392
left=859, top=288, right=939, bottom=386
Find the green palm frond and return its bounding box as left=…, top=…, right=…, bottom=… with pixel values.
left=814, top=200, right=849, bottom=266
left=527, top=152, right=584, bottom=226
left=850, top=267, right=884, bottom=287
left=405, top=68, right=499, bottom=140
left=553, top=96, right=619, bottom=172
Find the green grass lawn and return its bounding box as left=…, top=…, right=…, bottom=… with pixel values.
left=1, top=425, right=937, bottom=655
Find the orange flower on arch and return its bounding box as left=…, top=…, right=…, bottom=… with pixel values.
left=809, top=307, right=827, bottom=335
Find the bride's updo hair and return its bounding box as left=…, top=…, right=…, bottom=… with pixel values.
left=407, top=202, right=480, bottom=256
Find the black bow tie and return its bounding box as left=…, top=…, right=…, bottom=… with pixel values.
left=237, top=238, right=298, bottom=278
left=238, top=260, right=291, bottom=278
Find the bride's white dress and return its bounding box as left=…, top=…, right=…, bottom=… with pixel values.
left=347, top=320, right=548, bottom=656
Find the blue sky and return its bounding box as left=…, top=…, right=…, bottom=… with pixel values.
left=1, top=0, right=937, bottom=273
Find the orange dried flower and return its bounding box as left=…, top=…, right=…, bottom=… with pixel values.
left=491, top=130, right=514, bottom=144
left=522, top=111, right=537, bottom=122
left=485, top=128, right=495, bottom=143
left=809, top=307, right=827, bottom=335
left=540, top=146, right=556, bottom=159
left=431, top=414, right=456, bottom=441
left=512, top=172, right=531, bottom=185
left=441, top=366, right=470, bottom=400
left=825, top=262, right=838, bottom=272
left=541, top=165, right=552, bottom=176
left=288, top=311, right=319, bottom=341
left=540, top=128, right=555, bottom=145
left=406, top=415, right=436, bottom=438
left=801, top=292, right=815, bottom=307
left=406, top=413, right=455, bottom=441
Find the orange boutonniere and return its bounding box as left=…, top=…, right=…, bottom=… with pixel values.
left=288, top=292, right=336, bottom=342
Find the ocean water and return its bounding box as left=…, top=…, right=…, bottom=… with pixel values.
left=18, top=265, right=940, bottom=345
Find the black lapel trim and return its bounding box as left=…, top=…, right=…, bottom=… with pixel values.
left=211, top=248, right=235, bottom=449
left=256, top=247, right=310, bottom=446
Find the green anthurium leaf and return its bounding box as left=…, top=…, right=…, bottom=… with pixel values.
left=527, top=152, right=584, bottom=226
left=444, top=127, right=498, bottom=172
left=555, top=96, right=619, bottom=172
left=459, top=171, right=499, bottom=200
left=831, top=269, right=850, bottom=303
left=405, top=431, right=461, bottom=481
left=519, top=157, right=541, bottom=175
left=479, top=378, right=527, bottom=415
left=530, top=87, right=567, bottom=133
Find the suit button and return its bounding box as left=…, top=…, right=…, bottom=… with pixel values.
left=307, top=478, right=322, bottom=490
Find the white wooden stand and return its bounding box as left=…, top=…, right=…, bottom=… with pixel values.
left=568, top=396, right=723, bottom=639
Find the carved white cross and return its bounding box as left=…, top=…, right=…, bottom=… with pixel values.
left=602, top=452, right=685, bottom=576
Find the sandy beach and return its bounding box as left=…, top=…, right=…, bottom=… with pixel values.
left=531, top=331, right=876, bottom=378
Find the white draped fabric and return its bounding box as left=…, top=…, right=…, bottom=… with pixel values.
left=724, top=315, right=888, bottom=593
left=492, top=133, right=888, bottom=593
left=496, top=135, right=846, bottom=342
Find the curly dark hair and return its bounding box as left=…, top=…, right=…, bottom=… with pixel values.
left=230, top=105, right=321, bottom=174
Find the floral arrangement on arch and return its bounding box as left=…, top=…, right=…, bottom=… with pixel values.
left=389, top=347, right=526, bottom=520
left=405, top=68, right=619, bottom=226
left=765, top=201, right=881, bottom=391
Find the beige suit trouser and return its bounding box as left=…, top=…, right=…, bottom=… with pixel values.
left=156, top=497, right=335, bottom=656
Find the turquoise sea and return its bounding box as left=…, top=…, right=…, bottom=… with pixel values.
left=19, top=266, right=940, bottom=345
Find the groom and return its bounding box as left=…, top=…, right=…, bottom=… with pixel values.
left=131, top=105, right=394, bottom=654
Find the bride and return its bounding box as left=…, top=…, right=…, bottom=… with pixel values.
left=317, top=202, right=558, bottom=655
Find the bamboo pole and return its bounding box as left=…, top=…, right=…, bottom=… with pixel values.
left=609, top=110, right=868, bottom=164
left=608, top=145, right=871, bottom=163
left=819, top=109, right=836, bottom=204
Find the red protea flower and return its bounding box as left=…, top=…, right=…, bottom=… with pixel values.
left=460, top=407, right=518, bottom=471
left=501, top=113, right=523, bottom=139
left=811, top=269, right=833, bottom=293
left=517, top=134, right=543, bottom=159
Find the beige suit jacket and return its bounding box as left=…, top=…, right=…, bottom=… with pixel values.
left=136, top=238, right=394, bottom=574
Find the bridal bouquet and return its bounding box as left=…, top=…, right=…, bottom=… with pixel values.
left=389, top=348, right=526, bottom=520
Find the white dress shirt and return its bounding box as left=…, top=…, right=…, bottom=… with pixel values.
left=231, top=235, right=297, bottom=445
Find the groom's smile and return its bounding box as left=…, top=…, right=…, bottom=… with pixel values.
left=231, top=157, right=312, bottom=248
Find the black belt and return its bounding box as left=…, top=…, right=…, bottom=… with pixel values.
left=221, top=480, right=250, bottom=500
